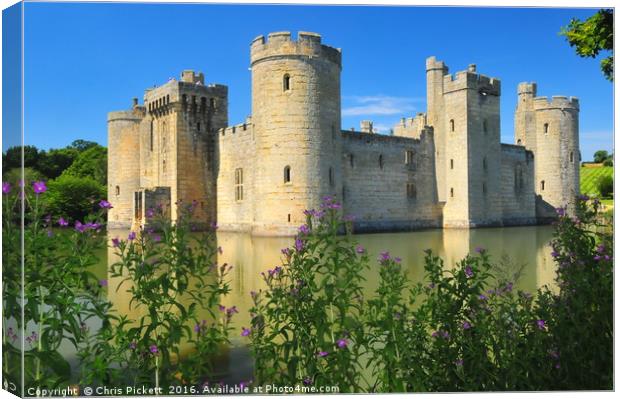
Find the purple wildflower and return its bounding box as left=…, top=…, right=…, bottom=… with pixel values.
left=478, top=294, right=487, bottom=301
left=556, top=207, right=565, bottom=217
left=464, top=266, right=474, bottom=278
left=298, top=224, right=310, bottom=234
left=58, top=217, right=69, bottom=227
left=462, top=321, right=472, bottom=330
left=194, top=323, right=201, bottom=333
left=596, top=244, right=605, bottom=254
left=378, top=251, right=391, bottom=262
left=594, top=255, right=602, bottom=261
left=146, top=208, right=155, bottom=218
left=149, top=344, right=159, bottom=354
left=75, top=221, right=87, bottom=233
left=317, top=351, right=329, bottom=357
left=303, top=377, right=312, bottom=386
left=218, top=305, right=226, bottom=312
left=47, top=230, right=54, bottom=237
left=129, top=341, right=137, bottom=350
left=241, top=327, right=251, bottom=337
left=281, top=247, right=291, bottom=257
left=475, top=246, right=485, bottom=254
left=455, top=359, right=464, bottom=366
left=394, top=257, right=402, bottom=263
left=295, top=238, right=304, bottom=252
left=2, top=182, right=10, bottom=194
left=356, top=245, right=365, bottom=254
left=551, top=251, right=560, bottom=258
left=536, top=319, right=547, bottom=331
left=336, top=338, right=348, bottom=349
left=98, top=200, right=113, bottom=209
left=111, top=237, right=120, bottom=248
left=128, top=231, right=136, bottom=241
left=210, top=221, right=219, bottom=230
left=99, top=279, right=108, bottom=287
left=151, top=234, right=161, bottom=242
left=32, top=181, right=47, bottom=194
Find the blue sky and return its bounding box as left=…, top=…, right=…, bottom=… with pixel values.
left=6, top=2, right=615, bottom=160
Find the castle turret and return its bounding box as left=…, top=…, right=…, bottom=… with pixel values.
left=515, top=84, right=580, bottom=217
left=250, top=31, right=342, bottom=233
left=428, top=59, right=503, bottom=227
left=107, top=102, right=144, bottom=229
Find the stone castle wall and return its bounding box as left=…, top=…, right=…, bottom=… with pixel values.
left=341, top=130, right=443, bottom=232
left=107, top=31, right=580, bottom=235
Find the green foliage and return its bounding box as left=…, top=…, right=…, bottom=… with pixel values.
left=580, top=165, right=613, bottom=197
left=597, top=174, right=613, bottom=198
left=45, top=175, right=105, bottom=222
left=37, top=148, right=79, bottom=179
left=2, top=145, right=40, bottom=170
left=68, top=140, right=99, bottom=152
left=61, top=145, right=107, bottom=186
left=2, top=167, right=45, bottom=187
left=593, top=150, right=610, bottom=163
left=249, top=199, right=368, bottom=392
left=247, top=196, right=613, bottom=392
left=561, top=9, right=614, bottom=81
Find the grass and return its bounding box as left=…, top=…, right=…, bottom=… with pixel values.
left=580, top=165, right=614, bottom=197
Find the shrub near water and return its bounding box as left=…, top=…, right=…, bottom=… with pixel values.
left=244, top=195, right=613, bottom=392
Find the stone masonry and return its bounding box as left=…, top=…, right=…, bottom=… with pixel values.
left=107, top=32, right=580, bottom=235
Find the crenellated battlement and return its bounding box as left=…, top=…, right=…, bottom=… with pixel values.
left=533, top=95, right=579, bottom=111
left=443, top=68, right=501, bottom=95
left=250, top=31, right=341, bottom=68
left=219, top=119, right=253, bottom=137
left=518, top=82, right=537, bottom=96
left=426, top=56, right=448, bottom=73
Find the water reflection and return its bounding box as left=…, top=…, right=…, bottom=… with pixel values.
left=105, top=225, right=556, bottom=345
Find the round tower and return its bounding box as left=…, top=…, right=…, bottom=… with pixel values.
left=107, top=103, right=144, bottom=229
left=532, top=95, right=580, bottom=215
left=250, top=31, right=342, bottom=233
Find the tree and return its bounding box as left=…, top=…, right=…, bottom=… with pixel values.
left=44, top=175, right=105, bottom=222
left=2, top=167, right=45, bottom=187
left=68, top=139, right=99, bottom=152
left=597, top=174, right=613, bottom=198
left=60, top=145, right=107, bottom=186
left=593, top=150, right=610, bottom=163
left=36, top=148, right=79, bottom=179
left=2, top=145, right=40, bottom=170
left=561, top=9, right=614, bottom=81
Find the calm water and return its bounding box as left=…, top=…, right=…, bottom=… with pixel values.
left=62, top=225, right=557, bottom=383
left=102, top=225, right=556, bottom=344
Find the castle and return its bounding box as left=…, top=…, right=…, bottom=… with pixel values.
left=107, top=31, right=580, bottom=236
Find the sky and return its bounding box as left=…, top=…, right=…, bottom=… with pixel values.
left=3, top=1, right=614, bottom=161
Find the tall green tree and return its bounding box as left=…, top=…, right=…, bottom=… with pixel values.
left=60, top=145, right=107, bottom=186
left=561, top=9, right=614, bottom=81
left=2, top=145, right=40, bottom=170
left=593, top=150, right=610, bottom=163
left=36, top=148, right=79, bottom=179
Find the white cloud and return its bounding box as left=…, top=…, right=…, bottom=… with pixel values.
left=342, top=95, right=423, bottom=117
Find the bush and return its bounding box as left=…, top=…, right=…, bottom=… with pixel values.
left=60, top=145, right=107, bottom=186
left=602, top=158, right=613, bottom=167
left=597, top=174, right=613, bottom=198
left=45, top=175, right=105, bottom=222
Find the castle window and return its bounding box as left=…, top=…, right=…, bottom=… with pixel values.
left=134, top=192, right=143, bottom=219
left=450, top=119, right=455, bottom=132
left=483, top=119, right=488, bottom=134
left=570, top=151, right=574, bottom=163
left=288, top=214, right=291, bottom=223
left=405, top=150, right=415, bottom=165
left=407, top=182, right=417, bottom=199
left=540, top=180, right=545, bottom=191
left=182, top=94, right=187, bottom=104
left=483, top=157, right=487, bottom=171
left=162, top=160, right=166, bottom=173
left=517, top=139, right=522, bottom=145
left=284, top=166, right=291, bottom=183
left=544, top=123, right=549, bottom=134
left=450, top=188, right=454, bottom=198
left=483, top=182, right=487, bottom=195
left=166, top=94, right=169, bottom=104
left=329, top=167, right=334, bottom=186
left=115, top=185, right=120, bottom=196
left=379, top=154, right=384, bottom=169
left=450, top=159, right=454, bottom=169
left=197, top=122, right=201, bottom=132
left=283, top=74, right=291, bottom=91
left=349, top=154, right=354, bottom=168
left=201, top=97, right=207, bottom=112
left=210, top=98, right=215, bottom=108
left=150, top=121, right=154, bottom=151
left=235, top=168, right=244, bottom=201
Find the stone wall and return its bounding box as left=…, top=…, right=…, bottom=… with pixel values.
left=341, top=130, right=442, bottom=232
left=499, top=144, right=536, bottom=225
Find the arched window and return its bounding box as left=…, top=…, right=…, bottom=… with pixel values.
left=544, top=123, right=549, bottom=134
left=541, top=180, right=545, bottom=191
left=115, top=185, right=120, bottom=196
left=150, top=121, right=154, bottom=151
left=517, top=139, right=522, bottom=145
left=284, top=166, right=291, bottom=183
left=379, top=154, right=384, bottom=169
left=450, top=159, right=454, bottom=169
left=283, top=74, right=291, bottom=91
left=407, top=182, right=416, bottom=199
left=450, top=187, right=454, bottom=198
left=450, top=119, right=455, bottom=132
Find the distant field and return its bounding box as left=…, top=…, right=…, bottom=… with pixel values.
left=580, top=166, right=614, bottom=197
